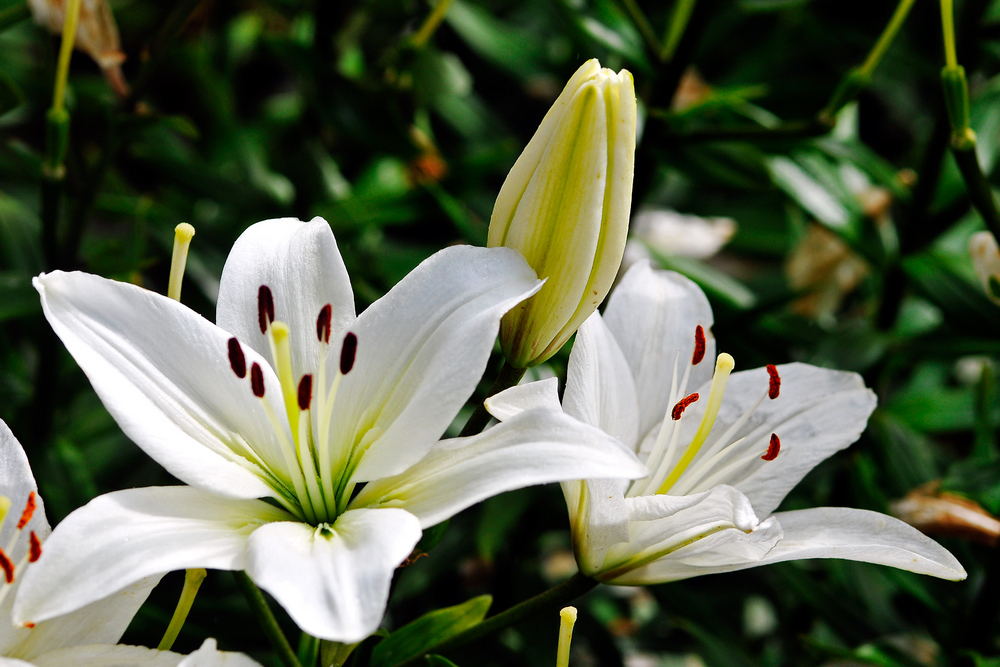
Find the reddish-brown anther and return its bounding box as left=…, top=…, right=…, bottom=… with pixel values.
left=28, top=531, right=41, bottom=563
left=671, top=393, right=700, bottom=420
left=228, top=337, right=247, bottom=379
left=257, top=286, right=275, bottom=334
left=340, top=333, right=357, bottom=375
left=0, top=549, right=13, bottom=584
left=298, top=375, right=313, bottom=410
left=316, top=304, right=333, bottom=343
left=17, top=492, right=35, bottom=530
left=250, top=363, right=265, bottom=398
left=762, top=433, right=780, bottom=461
left=766, top=364, right=780, bottom=400
left=692, top=326, right=706, bottom=365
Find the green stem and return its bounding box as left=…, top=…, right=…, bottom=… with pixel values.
left=51, top=0, right=82, bottom=114
left=158, top=568, right=207, bottom=651
left=458, top=361, right=526, bottom=437
left=410, top=0, right=455, bottom=48
left=235, top=572, right=303, bottom=667
left=395, top=573, right=598, bottom=667
left=662, top=0, right=698, bottom=61
left=859, top=0, right=917, bottom=78
left=297, top=632, right=321, bottom=667
left=619, top=0, right=662, bottom=58
left=952, top=145, right=1000, bottom=242
left=0, top=2, right=29, bottom=32
left=941, top=0, right=958, bottom=68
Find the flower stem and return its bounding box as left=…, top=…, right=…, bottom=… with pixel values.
left=940, top=0, right=958, bottom=69
left=235, top=572, right=303, bottom=667
left=662, top=0, right=698, bottom=62
left=619, top=0, right=662, bottom=59
left=394, top=573, right=597, bottom=666
left=157, top=568, right=207, bottom=651
left=52, top=0, right=82, bottom=115
left=410, top=0, right=454, bottom=48
left=458, top=361, right=526, bottom=437
left=951, top=144, right=1000, bottom=242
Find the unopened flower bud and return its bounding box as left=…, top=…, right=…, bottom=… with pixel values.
left=489, top=59, right=637, bottom=368
left=970, top=231, right=1000, bottom=305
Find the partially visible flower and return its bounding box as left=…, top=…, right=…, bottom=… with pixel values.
left=0, top=420, right=259, bottom=667
left=970, top=231, right=1000, bottom=305
left=622, top=209, right=736, bottom=273
left=786, top=223, right=868, bottom=323
left=892, top=482, right=1000, bottom=547
left=487, top=262, right=965, bottom=584
left=489, top=59, right=637, bottom=368
left=17, top=218, right=644, bottom=643
left=27, top=0, right=129, bottom=99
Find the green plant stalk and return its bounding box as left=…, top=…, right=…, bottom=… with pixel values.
left=662, top=0, right=697, bottom=61
left=51, top=0, right=82, bottom=114
left=619, top=0, right=662, bottom=58
left=235, top=572, right=303, bottom=667
left=158, top=568, right=207, bottom=651
left=821, top=0, right=916, bottom=120
left=297, top=632, right=321, bottom=667
left=940, top=0, right=958, bottom=68
left=951, top=144, right=1000, bottom=243
left=411, top=0, right=455, bottom=48
left=458, top=361, right=526, bottom=437
left=394, top=573, right=598, bottom=667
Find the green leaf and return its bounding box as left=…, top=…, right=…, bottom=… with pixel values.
left=369, top=595, right=492, bottom=667
left=445, top=0, right=544, bottom=76
left=645, top=252, right=758, bottom=310
left=903, top=252, right=1000, bottom=333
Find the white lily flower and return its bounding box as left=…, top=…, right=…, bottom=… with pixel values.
left=17, top=217, right=645, bottom=641
left=487, top=261, right=966, bottom=584
left=0, top=421, right=261, bottom=667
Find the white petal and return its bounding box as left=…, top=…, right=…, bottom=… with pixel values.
left=351, top=409, right=645, bottom=528
left=0, top=658, right=33, bottom=667
left=562, top=479, right=630, bottom=576
left=217, top=218, right=355, bottom=379
left=34, top=271, right=290, bottom=499
left=13, top=487, right=288, bottom=626
left=29, top=644, right=183, bottom=667
left=600, top=485, right=781, bottom=583
left=245, top=508, right=421, bottom=642
left=0, top=420, right=47, bottom=533
left=9, top=579, right=159, bottom=661
left=329, top=246, right=541, bottom=482
left=616, top=507, right=967, bottom=583
left=485, top=378, right=561, bottom=421
left=602, top=263, right=715, bottom=438
left=673, top=363, right=876, bottom=515
left=178, top=639, right=264, bottom=667
left=563, top=312, right=640, bottom=450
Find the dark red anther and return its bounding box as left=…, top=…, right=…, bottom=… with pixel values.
left=17, top=492, right=35, bottom=530
left=250, top=363, right=265, bottom=398
left=340, top=333, right=357, bottom=375
left=28, top=531, right=41, bottom=563
left=766, top=364, right=780, bottom=400
left=671, top=393, right=700, bottom=421
left=317, top=304, right=332, bottom=343
left=762, top=433, right=780, bottom=461
left=0, top=549, right=13, bottom=584
left=23, top=622, right=34, bottom=629
left=228, top=338, right=247, bottom=379
left=257, top=286, right=275, bottom=334
left=692, top=326, right=706, bottom=366
left=298, top=375, right=313, bottom=410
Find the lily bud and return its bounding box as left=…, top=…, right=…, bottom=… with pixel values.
left=970, top=231, right=1000, bottom=305
left=489, top=59, right=637, bottom=368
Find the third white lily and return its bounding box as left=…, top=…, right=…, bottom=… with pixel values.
left=15, top=218, right=644, bottom=642
left=487, top=261, right=966, bottom=584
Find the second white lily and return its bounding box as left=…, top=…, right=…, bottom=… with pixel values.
left=487, top=262, right=966, bottom=584
left=15, top=218, right=645, bottom=642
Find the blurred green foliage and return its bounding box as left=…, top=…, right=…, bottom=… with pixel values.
left=2, top=0, right=1000, bottom=665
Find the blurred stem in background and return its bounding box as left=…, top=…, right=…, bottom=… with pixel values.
left=411, top=0, right=455, bottom=48
left=661, top=0, right=697, bottom=62
left=157, top=568, right=207, bottom=651
left=235, top=572, right=303, bottom=667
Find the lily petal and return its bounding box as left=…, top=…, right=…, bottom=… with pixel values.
left=178, top=638, right=265, bottom=666
left=600, top=485, right=782, bottom=583
left=562, top=479, right=630, bottom=576
left=34, top=271, right=290, bottom=499
left=14, top=487, right=289, bottom=626
left=245, top=508, right=421, bottom=642
left=352, top=409, right=645, bottom=528
left=485, top=377, right=562, bottom=421
left=670, top=363, right=876, bottom=515
left=217, top=218, right=355, bottom=380
left=614, top=507, right=967, bottom=583
left=0, top=421, right=47, bottom=535
left=602, top=263, right=715, bottom=438
left=563, top=312, right=640, bottom=450
left=331, top=246, right=541, bottom=482
left=30, top=645, right=183, bottom=667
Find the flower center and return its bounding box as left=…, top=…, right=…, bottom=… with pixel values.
left=627, top=328, right=783, bottom=498
left=224, top=286, right=360, bottom=524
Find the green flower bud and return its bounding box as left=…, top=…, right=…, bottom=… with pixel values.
left=489, top=60, right=637, bottom=368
